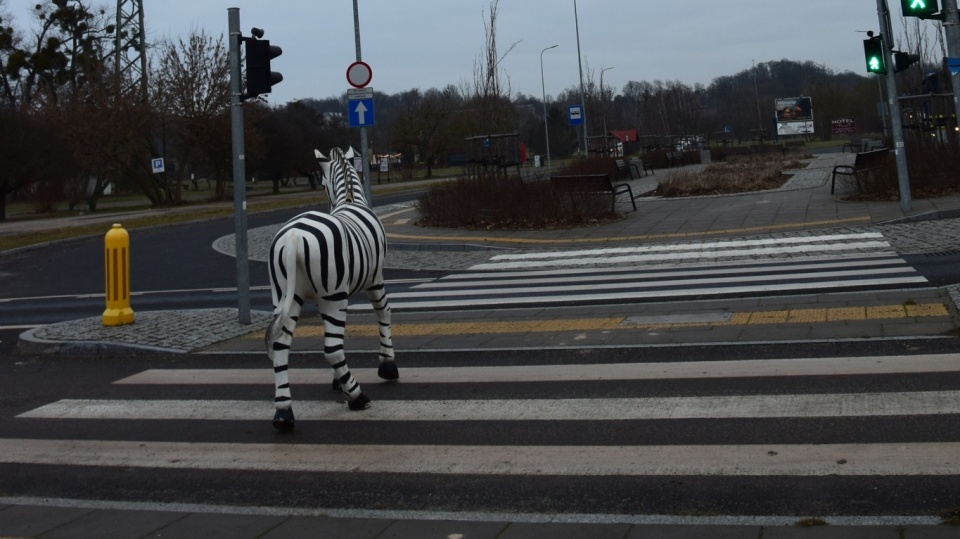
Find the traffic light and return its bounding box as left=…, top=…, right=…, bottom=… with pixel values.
left=900, top=0, right=940, bottom=19
left=242, top=28, right=282, bottom=100
left=863, top=36, right=886, bottom=74
left=893, top=51, right=921, bottom=73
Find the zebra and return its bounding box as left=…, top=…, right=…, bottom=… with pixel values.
left=265, top=146, right=398, bottom=432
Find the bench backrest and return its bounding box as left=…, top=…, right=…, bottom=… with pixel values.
left=550, top=174, right=613, bottom=192
left=854, top=148, right=889, bottom=167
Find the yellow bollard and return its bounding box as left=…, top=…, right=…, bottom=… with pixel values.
left=102, top=223, right=135, bottom=326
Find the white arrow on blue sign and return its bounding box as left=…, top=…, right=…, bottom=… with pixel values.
left=349, top=98, right=375, bottom=127
left=948, top=57, right=960, bottom=76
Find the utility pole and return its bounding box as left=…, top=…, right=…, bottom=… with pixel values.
left=876, top=0, right=912, bottom=212
left=228, top=7, right=251, bottom=324
left=114, top=0, right=148, bottom=100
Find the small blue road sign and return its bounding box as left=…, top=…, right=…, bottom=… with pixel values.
left=151, top=158, right=165, bottom=173
left=349, top=98, right=375, bottom=127
left=568, top=105, right=583, bottom=125
left=948, top=57, right=960, bottom=76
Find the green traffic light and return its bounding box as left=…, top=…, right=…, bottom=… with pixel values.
left=901, top=0, right=938, bottom=16
left=863, top=36, right=886, bottom=74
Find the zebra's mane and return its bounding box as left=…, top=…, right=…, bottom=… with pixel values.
left=316, top=147, right=367, bottom=209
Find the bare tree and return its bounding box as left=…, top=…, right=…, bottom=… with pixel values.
left=153, top=29, right=231, bottom=201
left=464, top=0, right=519, bottom=135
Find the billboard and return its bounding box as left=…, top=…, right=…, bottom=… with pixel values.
left=775, top=96, right=814, bottom=136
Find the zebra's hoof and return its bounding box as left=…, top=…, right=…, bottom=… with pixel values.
left=272, top=408, right=295, bottom=432
left=378, top=361, right=399, bottom=381
left=348, top=393, right=371, bottom=411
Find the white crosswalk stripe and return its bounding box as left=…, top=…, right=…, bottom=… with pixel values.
left=8, top=353, right=960, bottom=479
left=358, top=233, right=929, bottom=311
left=364, top=252, right=927, bottom=311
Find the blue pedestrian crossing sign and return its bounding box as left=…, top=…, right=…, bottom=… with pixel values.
left=347, top=87, right=375, bottom=127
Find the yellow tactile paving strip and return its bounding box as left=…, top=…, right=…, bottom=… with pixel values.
left=245, top=303, right=951, bottom=339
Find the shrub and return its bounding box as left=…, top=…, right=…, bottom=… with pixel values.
left=658, top=154, right=789, bottom=197
left=416, top=166, right=618, bottom=229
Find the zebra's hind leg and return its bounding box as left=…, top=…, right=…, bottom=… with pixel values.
left=265, top=300, right=303, bottom=431
left=322, top=298, right=371, bottom=410
left=366, top=283, right=398, bottom=382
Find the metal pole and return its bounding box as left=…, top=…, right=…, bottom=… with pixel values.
left=353, top=0, right=373, bottom=203
left=228, top=7, right=251, bottom=324
left=574, top=0, right=588, bottom=157
left=876, top=0, right=912, bottom=212
left=944, top=0, right=960, bottom=133
left=540, top=45, right=558, bottom=170
left=601, top=66, right=614, bottom=155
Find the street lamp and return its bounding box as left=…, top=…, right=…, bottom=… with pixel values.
left=540, top=44, right=558, bottom=170
left=574, top=0, right=587, bottom=157
left=600, top=66, right=614, bottom=156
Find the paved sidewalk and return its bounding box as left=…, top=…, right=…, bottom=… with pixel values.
left=6, top=153, right=960, bottom=537
left=1, top=497, right=955, bottom=539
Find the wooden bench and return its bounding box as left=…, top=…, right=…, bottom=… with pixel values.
left=666, top=151, right=685, bottom=167
left=831, top=148, right=890, bottom=194
left=550, top=174, right=636, bottom=212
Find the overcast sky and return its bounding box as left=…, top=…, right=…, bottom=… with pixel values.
left=4, top=1, right=923, bottom=104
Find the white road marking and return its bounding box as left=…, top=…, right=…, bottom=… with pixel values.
left=18, top=391, right=960, bottom=422
left=111, top=355, right=960, bottom=385
left=0, top=438, right=956, bottom=476
left=470, top=241, right=893, bottom=270
left=486, top=233, right=887, bottom=259
left=359, top=277, right=929, bottom=310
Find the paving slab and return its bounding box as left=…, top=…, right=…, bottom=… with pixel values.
left=627, top=524, right=761, bottom=538
left=261, top=515, right=392, bottom=539
left=0, top=505, right=93, bottom=538
left=377, top=519, right=508, bottom=539
left=498, top=521, right=632, bottom=539
left=39, top=508, right=188, bottom=539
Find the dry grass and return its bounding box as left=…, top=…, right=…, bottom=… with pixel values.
left=658, top=154, right=798, bottom=197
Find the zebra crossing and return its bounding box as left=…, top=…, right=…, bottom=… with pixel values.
left=376, top=232, right=928, bottom=311
left=8, top=352, right=960, bottom=483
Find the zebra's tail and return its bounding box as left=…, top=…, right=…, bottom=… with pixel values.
left=267, top=231, right=301, bottom=350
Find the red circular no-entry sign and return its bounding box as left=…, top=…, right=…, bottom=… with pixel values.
left=346, top=61, right=373, bottom=88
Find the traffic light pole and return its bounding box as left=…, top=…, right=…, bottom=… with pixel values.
left=876, top=0, right=913, bottom=213
left=228, top=7, right=251, bottom=324
left=945, top=1, right=960, bottom=132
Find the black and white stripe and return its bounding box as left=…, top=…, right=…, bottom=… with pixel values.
left=265, top=147, right=397, bottom=431
left=11, top=348, right=960, bottom=519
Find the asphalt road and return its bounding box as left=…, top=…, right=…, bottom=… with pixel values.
left=2, top=340, right=959, bottom=517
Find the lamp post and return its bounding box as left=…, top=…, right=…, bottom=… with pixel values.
left=600, top=66, right=614, bottom=156
left=540, top=44, right=558, bottom=170
left=574, top=0, right=588, bottom=157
